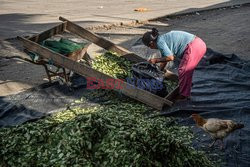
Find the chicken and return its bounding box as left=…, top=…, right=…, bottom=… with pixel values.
left=191, top=113, right=244, bottom=149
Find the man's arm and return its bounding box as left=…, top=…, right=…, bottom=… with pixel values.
left=149, top=41, right=174, bottom=69
left=158, top=55, right=174, bottom=62
left=148, top=55, right=174, bottom=64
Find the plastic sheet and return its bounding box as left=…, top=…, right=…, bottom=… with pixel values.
left=161, top=48, right=250, bottom=167
left=0, top=77, right=92, bottom=127
left=131, top=62, right=167, bottom=97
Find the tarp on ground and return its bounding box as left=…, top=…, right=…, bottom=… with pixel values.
left=161, top=48, right=250, bottom=167
left=0, top=75, right=94, bottom=127
left=0, top=49, right=249, bottom=167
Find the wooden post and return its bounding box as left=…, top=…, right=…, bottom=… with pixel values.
left=28, top=22, right=66, bottom=43
left=165, top=86, right=179, bottom=101
left=17, top=36, right=173, bottom=110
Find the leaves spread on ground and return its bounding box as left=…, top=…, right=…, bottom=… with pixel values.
left=0, top=91, right=214, bottom=167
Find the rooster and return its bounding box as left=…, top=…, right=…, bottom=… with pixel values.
left=191, top=113, right=244, bottom=149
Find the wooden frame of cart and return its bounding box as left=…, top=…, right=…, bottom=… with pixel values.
left=17, top=16, right=179, bottom=110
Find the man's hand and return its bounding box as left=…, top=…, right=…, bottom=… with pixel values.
left=148, top=58, right=158, bottom=64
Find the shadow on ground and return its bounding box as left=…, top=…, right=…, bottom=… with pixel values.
left=0, top=13, right=111, bottom=40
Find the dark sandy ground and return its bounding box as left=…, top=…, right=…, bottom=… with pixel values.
left=0, top=4, right=250, bottom=96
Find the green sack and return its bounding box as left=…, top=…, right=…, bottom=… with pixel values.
left=41, top=38, right=86, bottom=55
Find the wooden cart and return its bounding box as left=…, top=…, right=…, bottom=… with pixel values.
left=23, top=25, right=91, bottom=83
left=17, top=17, right=179, bottom=110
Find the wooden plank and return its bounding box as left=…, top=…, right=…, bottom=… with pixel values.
left=17, top=36, right=173, bottom=110
left=28, top=22, right=66, bottom=43
left=165, top=86, right=179, bottom=101
left=59, top=16, right=145, bottom=63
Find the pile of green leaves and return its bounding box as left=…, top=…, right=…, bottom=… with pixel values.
left=0, top=93, right=214, bottom=167
left=92, top=51, right=178, bottom=92
left=164, top=79, right=178, bottom=93
left=92, top=51, right=133, bottom=79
